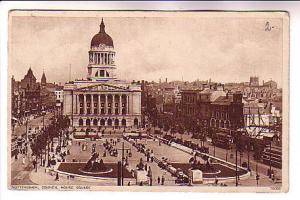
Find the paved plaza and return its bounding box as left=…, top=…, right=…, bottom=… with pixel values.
left=11, top=132, right=282, bottom=187
left=10, top=114, right=281, bottom=187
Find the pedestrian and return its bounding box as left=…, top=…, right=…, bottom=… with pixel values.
left=148, top=166, right=152, bottom=177
left=271, top=173, right=275, bottom=182
left=55, top=172, right=59, bottom=181
left=161, top=175, right=165, bottom=185
left=145, top=163, right=147, bottom=171
left=33, top=160, right=37, bottom=169
left=22, top=155, right=26, bottom=165
left=157, top=176, right=160, bottom=184
left=215, top=176, right=218, bottom=185
left=43, top=159, right=46, bottom=167
left=14, top=153, right=18, bottom=160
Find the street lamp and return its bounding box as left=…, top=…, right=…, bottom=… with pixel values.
left=115, top=142, right=131, bottom=186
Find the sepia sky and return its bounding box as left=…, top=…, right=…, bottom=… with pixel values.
left=10, top=13, right=284, bottom=86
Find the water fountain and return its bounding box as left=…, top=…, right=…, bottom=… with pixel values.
left=79, top=152, right=112, bottom=174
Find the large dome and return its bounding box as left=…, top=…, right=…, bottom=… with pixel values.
left=90, top=19, right=114, bottom=48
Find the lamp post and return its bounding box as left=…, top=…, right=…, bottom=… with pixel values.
left=269, top=140, right=272, bottom=178
left=247, top=138, right=250, bottom=170
left=115, top=142, right=131, bottom=186
left=235, top=140, right=238, bottom=187
left=256, top=161, right=260, bottom=186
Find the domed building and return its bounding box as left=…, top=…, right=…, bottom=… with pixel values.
left=63, top=19, right=142, bottom=132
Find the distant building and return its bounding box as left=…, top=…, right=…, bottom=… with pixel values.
left=263, top=80, right=277, bottom=89
left=55, top=89, right=64, bottom=103
left=210, top=93, right=244, bottom=130
left=11, top=68, right=61, bottom=119
left=180, top=84, right=244, bottom=131
left=250, top=76, right=259, bottom=86
left=19, top=67, right=41, bottom=115
left=41, top=71, right=47, bottom=87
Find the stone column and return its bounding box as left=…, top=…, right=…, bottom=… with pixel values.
left=76, top=94, right=79, bottom=114
left=126, top=95, right=129, bottom=115
left=119, top=95, right=122, bottom=115
left=83, top=94, right=87, bottom=114
left=91, top=94, right=94, bottom=114
left=98, top=94, right=101, bottom=114
left=112, top=94, right=115, bottom=114
left=105, top=94, right=108, bottom=114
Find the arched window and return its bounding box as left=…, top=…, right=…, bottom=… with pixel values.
left=93, top=119, right=98, bottom=126
left=107, top=119, right=112, bottom=126
left=114, top=119, right=119, bottom=126
left=100, top=70, right=105, bottom=77
left=100, top=119, right=105, bottom=126
left=121, top=119, right=126, bottom=127
left=220, top=120, right=224, bottom=128
left=216, top=120, right=220, bottom=128
left=79, top=119, right=83, bottom=126
left=134, top=118, right=138, bottom=127
left=86, top=119, right=91, bottom=126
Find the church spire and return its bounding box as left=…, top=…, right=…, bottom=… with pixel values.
left=99, top=18, right=105, bottom=33
left=41, top=71, right=46, bottom=87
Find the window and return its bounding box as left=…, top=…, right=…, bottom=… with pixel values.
left=100, top=70, right=105, bottom=77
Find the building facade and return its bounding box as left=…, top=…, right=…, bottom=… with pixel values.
left=63, top=19, right=142, bottom=129
left=181, top=84, right=244, bottom=131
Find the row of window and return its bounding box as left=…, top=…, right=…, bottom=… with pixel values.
left=79, top=108, right=127, bottom=115
left=212, top=111, right=229, bottom=119
left=78, top=118, right=139, bottom=126
left=210, top=119, right=231, bottom=128
left=183, top=107, right=230, bottom=120
left=79, top=118, right=126, bottom=126
left=80, top=102, right=126, bottom=108
left=182, top=95, right=197, bottom=103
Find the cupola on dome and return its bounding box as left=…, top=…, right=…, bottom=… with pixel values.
left=90, top=18, right=114, bottom=48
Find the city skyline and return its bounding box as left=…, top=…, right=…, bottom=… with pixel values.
left=10, top=15, right=283, bottom=87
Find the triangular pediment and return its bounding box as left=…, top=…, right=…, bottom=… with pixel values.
left=76, top=83, right=129, bottom=92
